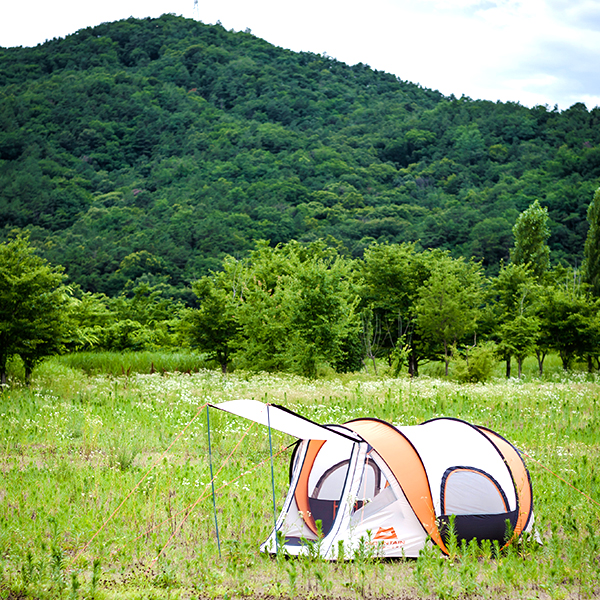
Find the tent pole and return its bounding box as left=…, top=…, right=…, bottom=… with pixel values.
left=206, top=404, right=222, bottom=558
left=267, top=403, right=279, bottom=553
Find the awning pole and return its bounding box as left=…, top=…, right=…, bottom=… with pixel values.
left=267, top=403, right=279, bottom=553
left=206, top=405, right=221, bottom=558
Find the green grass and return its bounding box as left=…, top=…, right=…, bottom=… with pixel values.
left=53, top=350, right=213, bottom=376
left=1, top=355, right=600, bottom=599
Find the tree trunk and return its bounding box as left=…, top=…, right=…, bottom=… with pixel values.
left=408, top=354, right=419, bottom=378
left=517, top=357, right=523, bottom=379
left=217, top=351, right=228, bottom=374
left=506, top=356, right=511, bottom=378
left=444, top=340, right=450, bottom=377
left=535, top=349, right=546, bottom=376
left=371, top=356, right=378, bottom=375
left=0, top=350, right=7, bottom=385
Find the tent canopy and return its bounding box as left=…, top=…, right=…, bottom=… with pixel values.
left=210, top=399, right=360, bottom=445
left=209, top=400, right=534, bottom=559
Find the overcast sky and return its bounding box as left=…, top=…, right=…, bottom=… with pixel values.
left=2, top=0, right=599, bottom=111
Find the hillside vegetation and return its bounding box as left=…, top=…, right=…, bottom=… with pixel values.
left=1, top=14, right=600, bottom=299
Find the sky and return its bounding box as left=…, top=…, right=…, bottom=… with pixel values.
left=1, top=0, right=599, bottom=111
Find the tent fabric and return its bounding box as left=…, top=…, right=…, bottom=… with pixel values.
left=261, top=438, right=367, bottom=557
left=476, top=426, right=533, bottom=538
left=341, top=450, right=431, bottom=557
left=399, top=418, right=517, bottom=515
left=344, top=418, right=448, bottom=554
left=294, top=439, right=326, bottom=535
left=210, top=400, right=358, bottom=445
left=213, top=400, right=534, bottom=559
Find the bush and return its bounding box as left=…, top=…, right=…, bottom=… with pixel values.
left=452, top=342, right=497, bottom=383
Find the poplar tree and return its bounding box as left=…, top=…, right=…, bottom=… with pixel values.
left=583, top=188, right=600, bottom=297
left=511, top=199, right=550, bottom=279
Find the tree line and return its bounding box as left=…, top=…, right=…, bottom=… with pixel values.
left=2, top=191, right=600, bottom=384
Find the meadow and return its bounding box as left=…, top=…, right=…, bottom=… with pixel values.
left=1, top=353, right=599, bottom=599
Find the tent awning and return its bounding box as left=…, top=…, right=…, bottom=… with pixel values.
left=210, top=400, right=360, bottom=444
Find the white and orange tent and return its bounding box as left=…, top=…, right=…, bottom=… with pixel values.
left=211, top=400, right=534, bottom=558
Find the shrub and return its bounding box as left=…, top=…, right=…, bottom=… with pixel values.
left=452, top=342, right=497, bottom=383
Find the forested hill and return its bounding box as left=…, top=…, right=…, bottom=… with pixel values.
left=1, top=14, right=599, bottom=301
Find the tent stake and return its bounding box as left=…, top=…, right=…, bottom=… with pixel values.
left=267, top=404, right=279, bottom=553
left=206, top=405, right=222, bottom=558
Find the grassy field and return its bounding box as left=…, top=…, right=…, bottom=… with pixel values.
left=1, top=354, right=600, bottom=599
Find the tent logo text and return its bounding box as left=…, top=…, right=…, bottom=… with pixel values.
left=374, top=526, right=398, bottom=540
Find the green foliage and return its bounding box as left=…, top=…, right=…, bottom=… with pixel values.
left=66, top=283, right=183, bottom=353
left=497, top=315, right=540, bottom=378
left=492, top=263, right=540, bottom=377
left=180, top=267, right=241, bottom=373
left=537, top=273, right=600, bottom=370
left=0, top=233, right=69, bottom=382
left=1, top=14, right=600, bottom=380
left=281, top=249, right=360, bottom=378
left=582, top=187, right=600, bottom=297
left=416, top=255, right=484, bottom=375
left=510, top=199, right=550, bottom=279
left=1, top=14, right=599, bottom=298
left=452, top=341, right=497, bottom=383
left=53, top=350, right=208, bottom=378
left=181, top=241, right=361, bottom=378
left=359, top=242, right=441, bottom=376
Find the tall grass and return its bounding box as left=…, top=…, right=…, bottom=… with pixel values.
left=1, top=355, right=599, bottom=598
left=54, top=350, right=211, bottom=376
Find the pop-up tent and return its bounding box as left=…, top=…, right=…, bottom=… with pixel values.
left=210, top=400, right=534, bottom=558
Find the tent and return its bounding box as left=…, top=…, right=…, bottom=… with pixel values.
left=211, top=400, right=534, bottom=558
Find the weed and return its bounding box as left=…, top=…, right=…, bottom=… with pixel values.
left=90, top=558, right=101, bottom=599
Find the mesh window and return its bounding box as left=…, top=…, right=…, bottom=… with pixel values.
left=441, top=468, right=508, bottom=516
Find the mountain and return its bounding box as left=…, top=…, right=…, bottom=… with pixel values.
left=1, top=13, right=599, bottom=299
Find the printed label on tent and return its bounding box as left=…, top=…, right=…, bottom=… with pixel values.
left=371, top=526, right=405, bottom=548
left=374, top=526, right=398, bottom=540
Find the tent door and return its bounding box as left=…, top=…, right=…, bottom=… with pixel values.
left=439, top=466, right=518, bottom=544
left=261, top=438, right=364, bottom=557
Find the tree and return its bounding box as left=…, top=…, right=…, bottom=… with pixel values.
left=181, top=240, right=361, bottom=377
left=538, top=273, right=600, bottom=370
left=231, top=242, right=301, bottom=373
left=359, top=243, right=441, bottom=377
left=582, top=188, right=600, bottom=297
left=0, top=233, right=69, bottom=383
left=283, top=253, right=360, bottom=377
left=497, top=315, right=539, bottom=379
left=63, top=289, right=112, bottom=351
left=416, top=255, right=484, bottom=376
left=492, top=263, right=539, bottom=378
left=180, top=261, right=242, bottom=373
left=234, top=241, right=360, bottom=377
left=510, top=199, right=550, bottom=279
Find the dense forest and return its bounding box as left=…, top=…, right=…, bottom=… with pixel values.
left=1, top=14, right=599, bottom=303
